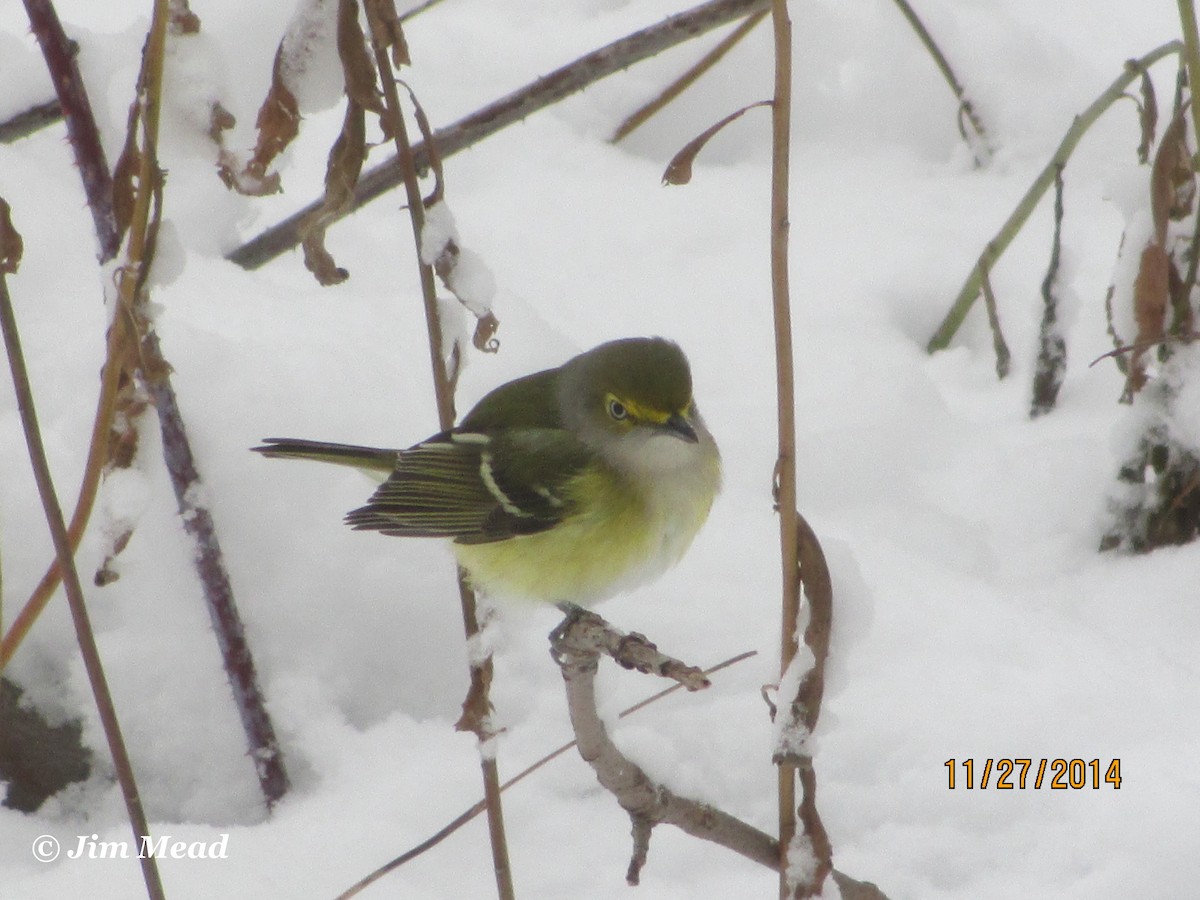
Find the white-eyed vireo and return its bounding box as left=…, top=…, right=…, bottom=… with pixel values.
left=254, top=337, right=721, bottom=605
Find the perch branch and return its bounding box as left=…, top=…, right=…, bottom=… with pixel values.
left=550, top=607, right=780, bottom=880
left=333, top=649, right=758, bottom=899
left=927, top=40, right=1184, bottom=354
left=227, top=0, right=771, bottom=270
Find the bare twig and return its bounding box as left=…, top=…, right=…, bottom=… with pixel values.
left=334, top=649, right=758, bottom=899
left=0, top=99, right=62, bottom=144
left=22, top=0, right=119, bottom=260
left=144, top=327, right=290, bottom=807
left=612, top=10, right=768, bottom=143
left=888, top=0, right=991, bottom=164
left=928, top=41, right=1184, bottom=353
left=0, top=202, right=164, bottom=900
left=227, top=0, right=772, bottom=271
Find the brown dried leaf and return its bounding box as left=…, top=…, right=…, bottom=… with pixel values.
left=1135, top=65, right=1157, bottom=165
left=338, top=0, right=384, bottom=115
left=0, top=198, right=23, bottom=274
left=1150, top=110, right=1192, bottom=245
left=300, top=101, right=367, bottom=285
left=662, top=100, right=771, bottom=185
left=168, top=0, right=201, bottom=34
left=396, top=80, right=443, bottom=204
left=473, top=311, right=500, bottom=353
left=111, top=141, right=140, bottom=241
left=365, top=0, right=410, bottom=67
left=1123, top=241, right=1171, bottom=399
left=238, top=46, right=301, bottom=191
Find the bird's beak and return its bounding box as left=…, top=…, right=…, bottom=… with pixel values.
left=663, top=412, right=699, bottom=443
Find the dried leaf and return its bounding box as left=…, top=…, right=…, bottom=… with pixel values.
left=168, top=0, right=201, bottom=34
left=1123, top=241, right=1171, bottom=399
left=365, top=0, right=410, bottom=67
left=237, top=45, right=301, bottom=191
left=399, top=80, right=443, bottom=204
left=662, top=100, right=771, bottom=185
left=1133, top=63, right=1157, bottom=165
left=1150, top=110, right=1192, bottom=245
left=0, top=198, right=23, bottom=274
left=111, top=140, right=141, bottom=242
left=300, top=101, right=367, bottom=285
left=337, top=0, right=384, bottom=115
left=473, top=311, right=500, bottom=353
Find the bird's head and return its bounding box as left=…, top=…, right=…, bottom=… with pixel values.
left=558, top=337, right=708, bottom=472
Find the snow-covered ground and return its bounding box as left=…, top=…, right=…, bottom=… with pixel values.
left=1, top=1, right=1197, bottom=897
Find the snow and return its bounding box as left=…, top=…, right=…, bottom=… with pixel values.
left=2, top=1, right=1199, bottom=898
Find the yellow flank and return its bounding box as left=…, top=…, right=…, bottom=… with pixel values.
left=451, top=455, right=714, bottom=605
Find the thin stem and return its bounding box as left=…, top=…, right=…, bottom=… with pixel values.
left=767, top=0, right=801, bottom=896
left=361, top=3, right=512, bottom=897
left=1, top=269, right=164, bottom=900
left=1176, top=0, right=1200, bottom=157
left=888, top=0, right=991, bottom=163
left=0, top=98, right=62, bottom=144
left=928, top=40, right=1183, bottom=353
left=612, top=10, right=768, bottom=143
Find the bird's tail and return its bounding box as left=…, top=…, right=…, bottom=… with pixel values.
left=252, top=438, right=398, bottom=474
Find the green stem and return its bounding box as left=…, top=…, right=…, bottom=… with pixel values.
left=928, top=40, right=1183, bottom=354
left=1176, top=0, right=1200, bottom=156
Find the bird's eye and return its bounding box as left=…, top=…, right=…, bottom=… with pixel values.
left=607, top=397, right=628, bottom=420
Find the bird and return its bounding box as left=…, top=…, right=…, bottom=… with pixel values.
left=253, top=337, right=721, bottom=606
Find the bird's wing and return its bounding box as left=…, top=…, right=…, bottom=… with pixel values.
left=344, top=428, right=591, bottom=543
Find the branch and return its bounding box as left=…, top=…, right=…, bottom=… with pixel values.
left=0, top=201, right=165, bottom=900
left=334, top=649, right=759, bottom=899
left=226, top=0, right=771, bottom=270
left=612, top=10, right=768, bottom=143
left=927, top=40, right=1183, bottom=353
left=21, top=0, right=119, bottom=260
left=144, top=327, right=290, bottom=807
left=0, top=99, right=62, bottom=144
left=550, top=607, right=780, bottom=881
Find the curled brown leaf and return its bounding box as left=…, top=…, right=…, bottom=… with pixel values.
left=338, top=0, right=384, bottom=115
left=1150, top=109, right=1192, bottom=245
left=662, top=100, right=771, bottom=185
left=1135, top=64, right=1157, bottom=164
left=300, top=101, right=367, bottom=285
left=365, top=0, right=410, bottom=67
